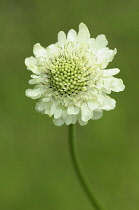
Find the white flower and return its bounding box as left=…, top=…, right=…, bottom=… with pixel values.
left=25, top=23, right=125, bottom=126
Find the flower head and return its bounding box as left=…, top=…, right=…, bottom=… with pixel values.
left=25, top=23, right=125, bottom=126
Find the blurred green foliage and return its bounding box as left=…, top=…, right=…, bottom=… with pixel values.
left=0, top=0, right=139, bottom=209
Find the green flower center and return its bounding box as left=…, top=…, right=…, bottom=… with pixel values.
left=49, top=56, right=89, bottom=95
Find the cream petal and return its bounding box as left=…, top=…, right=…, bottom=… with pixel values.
left=58, top=31, right=66, bottom=46
left=92, top=110, right=103, bottom=120
left=88, top=38, right=96, bottom=50
left=47, top=44, right=59, bottom=57
left=103, top=78, right=113, bottom=93
left=67, top=105, right=76, bottom=115
left=61, top=110, right=67, bottom=121
left=81, top=102, right=92, bottom=121
left=72, top=116, right=77, bottom=124
left=33, top=43, right=47, bottom=58
left=42, top=97, right=52, bottom=102
left=111, top=78, right=125, bottom=92
left=98, top=77, right=125, bottom=93
left=67, top=29, right=77, bottom=42
left=65, top=115, right=76, bottom=125
left=88, top=35, right=108, bottom=51
left=97, top=48, right=117, bottom=68
left=74, top=106, right=79, bottom=114
left=77, top=23, right=90, bottom=42
left=96, top=77, right=111, bottom=94
left=96, top=35, right=108, bottom=49
left=44, top=102, right=52, bottom=115
left=53, top=118, right=64, bottom=126
left=29, top=79, right=38, bottom=84
left=35, top=101, right=46, bottom=112
left=102, top=68, right=120, bottom=76
left=54, top=108, right=62, bottom=119
left=25, top=56, right=37, bottom=66
left=49, top=102, right=57, bottom=116
left=29, top=76, right=44, bottom=84
left=25, top=88, right=42, bottom=99
left=28, top=65, right=40, bottom=75
left=87, top=101, right=98, bottom=111
left=47, top=44, right=57, bottom=52
left=25, top=57, right=40, bottom=75
left=96, top=94, right=105, bottom=104
left=101, top=95, right=116, bottom=110
left=78, top=118, right=88, bottom=126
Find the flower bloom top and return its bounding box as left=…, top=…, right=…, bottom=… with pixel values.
left=25, top=23, right=125, bottom=126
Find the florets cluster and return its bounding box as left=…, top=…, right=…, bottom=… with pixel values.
left=25, top=23, right=125, bottom=126
left=49, top=56, right=88, bottom=95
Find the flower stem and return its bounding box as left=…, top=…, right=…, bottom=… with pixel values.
left=68, top=124, right=103, bottom=210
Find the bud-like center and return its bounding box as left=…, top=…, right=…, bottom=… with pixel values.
left=49, top=56, right=89, bottom=95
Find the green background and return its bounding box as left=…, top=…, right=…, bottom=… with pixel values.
left=0, top=0, right=139, bottom=209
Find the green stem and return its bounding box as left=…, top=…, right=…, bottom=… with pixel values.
left=68, top=124, right=103, bottom=210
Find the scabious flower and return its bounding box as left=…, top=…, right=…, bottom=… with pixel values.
left=25, top=23, right=125, bottom=126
